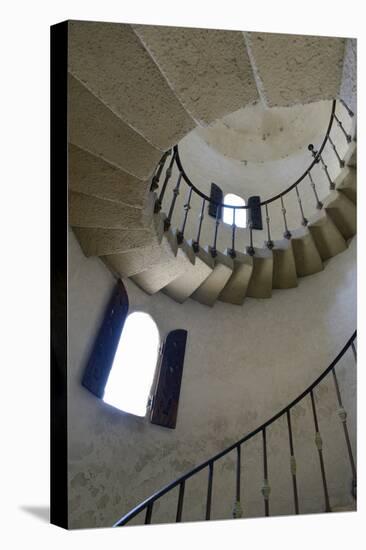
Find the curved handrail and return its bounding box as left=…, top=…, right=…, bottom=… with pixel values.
left=174, top=99, right=337, bottom=209
left=114, top=330, right=356, bottom=526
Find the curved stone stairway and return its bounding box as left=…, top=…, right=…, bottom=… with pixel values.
left=68, top=21, right=357, bottom=307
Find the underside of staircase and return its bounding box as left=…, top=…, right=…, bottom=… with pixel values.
left=72, top=155, right=356, bottom=306
left=68, top=21, right=357, bottom=308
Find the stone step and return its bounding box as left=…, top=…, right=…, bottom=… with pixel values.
left=133, top=25, right=258, bottom=125
left=343, top=141, right=357, bottom=168
left=244, top=32, right=346, bottom=107
left=219, top=251, right=254, bottom=305
left=72, top=226, right=157, bottom=257
left=246, top=247, right=273, bottom=298
left=291, top=227, right=324, bottom=277
left=162, top=243, right=214, bottom=303
left=271, top=239, right=298, bottom=289
left=308, top=209, right=347, bottom=261
left=68, top=21, right=195, bottom=151
left=102, top=239, right=175, bottom=278
left=335, top=166, right=356, bottom=205
left=324, top=190, right=357, bottom=240
left=68, top=75, right=162, bottom=180
left=69, top=191, right=154, bottom=230
left=131, top=228, right=194, bottom=295
left=69, top=144, right=149, bottom=208
left=191, top=248, right=234, bottom=307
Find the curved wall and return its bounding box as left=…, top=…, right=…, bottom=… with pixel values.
left=195, top=100, right=331, bottom=163
left=68, top=225, right=356, bottom=528
left=161, top=101, right=353, bottom=252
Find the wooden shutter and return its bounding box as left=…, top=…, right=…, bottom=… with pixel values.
left=150, top=329, right=188, bottom=429
left=82, top=279, right=129, bottom=398
left=248, top=195, right=263, bottom=230
left=208, top=183, right=223, bottom=219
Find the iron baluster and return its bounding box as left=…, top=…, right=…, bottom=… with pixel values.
left=334, top=113, right=352, bottom=144
left=308, top=144, right=335, bottom=190
left=351, top=342, right=357, bottom=361
left=164, top=172, right=183, bottom=231
left=308, top=172, right=323, bottom=210
left=205, top=461, right=214, bottom=520
left=281, top=196, right=292, bottom=239
left=176, top=481, right=185, bottom=522
left=265, top=204, right=274, bottom=249
left=246, top=221, right=255, bottom=256
left=328, top=135, right=345, bottom=168
left=261, top=428, right=270, bottom=517
left=210, top=207, right=221, bottom=258
left=295, top=185, right=308, bottom=226
left=233, top=444, right=243, bottom=518
left=150, top=150, right=171, bottom=191
left=332, top=368, right=356, bottom=494
left=286, top=410, right=300, bottom=514
left=339, top=98, right=354, bottom=118
left=113, top=333, right=356, bottom=528
left=176, top=187, right=193, bottom=244
left=154, top=149, right=176, bottom=213
left=193, top=197, right=206, bottom=252
left=145, top=502, right=153, bottom=524
left=310, top=389, right=331, bottom=512
left=229, top=208, right=237, bottom=258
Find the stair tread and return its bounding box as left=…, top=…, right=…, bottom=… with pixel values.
left=246, top=247, right=273, bottom=298
left=323, top=190, right=357, bottom=240
left=133, top=24, right=258, bottom=125
left=69, top=144, right=149, bottom=208
left=271, top=239, right=298, bottom=289
left=69, top=190, right=154, bottom=230
left=69, top=21, right=195, bottom=150
left=291, top=228, right=324, bottom=277
left=343, top=140, right=357, bottom=168
left=162, top=244, right=214, bottom=303
left=308, top=209, right=347, bottom=261
left=102, top=234, right=176, bottom=278
left=335, top=166, right=357, bottom=204
left=191, top=248, right=234, bottom=307
left=73, top=226, right=158, bottom=257
left=131, top=228, right=194, bottom=294
left=244, top=32, right=345, bottom=107
left=69, top=74, right=162, bottom=180
left=219, top=251, right=254, bottom=305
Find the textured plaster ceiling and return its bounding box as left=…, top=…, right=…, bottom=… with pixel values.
left=195, top=100, right=332, bottom=163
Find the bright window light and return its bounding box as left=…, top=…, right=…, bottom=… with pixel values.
left=223, top=194, right=247, bottom=228
left=103, top=312, right=160, bottom=417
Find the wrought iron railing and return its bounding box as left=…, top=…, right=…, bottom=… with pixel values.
left=150, top=99, right=354, bottom=257
left=114, top=332, right=356, bottom=526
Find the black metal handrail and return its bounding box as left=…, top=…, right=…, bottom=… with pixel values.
left=173, top=99, right=337, bottom=210
left=114, top=331, right=356, bottom=526
left=152, top=98, right=354, bottom=257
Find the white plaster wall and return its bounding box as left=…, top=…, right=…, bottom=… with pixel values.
left=161, top=101, right=353, bottom=252
left=67, top=226, right=356, bottom=529
left=195, top=100, right=331, bottom=163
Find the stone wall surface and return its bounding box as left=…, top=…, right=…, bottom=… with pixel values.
left=66, top=25, right=356, bottom=528
left=161, top=100, right=353, bottom=253
left=68, top=227, right=356, bottom=528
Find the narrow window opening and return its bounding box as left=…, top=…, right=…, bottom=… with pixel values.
left=223, top=193, right=247, bottom=228
left=103, top=312, right=160, bottom=417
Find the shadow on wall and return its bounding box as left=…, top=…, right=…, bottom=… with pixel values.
left=20, top=505, right=49, bottom=523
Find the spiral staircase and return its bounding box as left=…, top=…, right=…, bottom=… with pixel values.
left=66, top=21, right=357, bottom=526
left=68, top=22, right=356, bottom=308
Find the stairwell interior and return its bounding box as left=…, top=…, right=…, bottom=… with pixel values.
left=66, top=21, right=357, bottom=529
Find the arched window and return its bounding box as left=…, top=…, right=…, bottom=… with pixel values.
left=223, top=193, right=247, bottom=228
left=103, top=311, right=160, bottom=417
